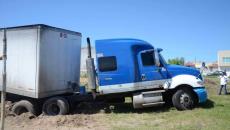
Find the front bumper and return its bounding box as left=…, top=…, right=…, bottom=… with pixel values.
left=193, top=87, right=207, bottom=103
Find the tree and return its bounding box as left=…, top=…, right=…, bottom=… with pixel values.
left=168, top=57, right=185, bottom=65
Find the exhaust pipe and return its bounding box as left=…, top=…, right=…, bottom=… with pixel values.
left=86, top=37, right=97, bottom=98
left=87, top=38, right=92, bottom=58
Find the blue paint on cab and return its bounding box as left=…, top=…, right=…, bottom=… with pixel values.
left=95, top=39, right=154, bottom=86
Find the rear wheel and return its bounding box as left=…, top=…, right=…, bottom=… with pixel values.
left=172, top=89, right=195, bottom=110
left=42, top=97, right=69, bottom=116
left=12, top=100, right=38, bottom=116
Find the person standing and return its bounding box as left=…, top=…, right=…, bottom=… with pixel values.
left=219, top=72, right=228, bottom=95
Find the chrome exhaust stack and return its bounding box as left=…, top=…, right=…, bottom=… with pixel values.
left=86, top=37, right=97, bottom=98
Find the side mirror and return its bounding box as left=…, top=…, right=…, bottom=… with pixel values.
left=154, top=50, right=160, bottom=67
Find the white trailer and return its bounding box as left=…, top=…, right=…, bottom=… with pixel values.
left=0, top=25, right=82, bottom=98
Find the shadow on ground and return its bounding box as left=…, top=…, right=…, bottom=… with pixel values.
left=71, top=102, right=171, bottom=114
left=197, top=99, right=215, bottom=109
left=71, top=99, right=215, bottom=114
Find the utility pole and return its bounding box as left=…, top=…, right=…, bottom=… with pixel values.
left=1, top=29, right=7, bottom=130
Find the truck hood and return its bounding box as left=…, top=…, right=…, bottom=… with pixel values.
left=166, top=65, right=202, bottom=80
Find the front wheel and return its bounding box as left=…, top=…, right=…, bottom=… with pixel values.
left=172, top=89, right=195, bottom=110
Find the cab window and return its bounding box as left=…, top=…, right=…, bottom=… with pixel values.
left=141, top=51, right=155, bottom=66
left=98, top=56, right=117, bottom=72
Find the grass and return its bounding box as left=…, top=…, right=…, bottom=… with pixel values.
left=96, top=76, right=230, bottom=130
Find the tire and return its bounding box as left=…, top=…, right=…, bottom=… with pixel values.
left=172, top=89, right=195, bottom=110
left=12, top=100, right=37, bottom=116
left=42, top=97, right=69, bottom=116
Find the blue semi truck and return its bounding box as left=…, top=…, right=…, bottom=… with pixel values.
left=91, top=38, right=207, bottom=110
left=1, top=25, right=207, bottom=116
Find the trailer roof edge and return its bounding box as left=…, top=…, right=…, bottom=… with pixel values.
left=0, top=24, right=82, bottom=36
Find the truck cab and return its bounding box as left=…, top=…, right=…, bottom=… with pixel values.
left=94, top=38, right=207, bottom=110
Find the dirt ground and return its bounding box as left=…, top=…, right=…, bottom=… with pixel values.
left=1, top=75, right=109, bottom=130
left=0, top=74, right=114, bottom=130
left=3, top=101, right=110, bottom=130
left=5, top=113, right=103, bottom=130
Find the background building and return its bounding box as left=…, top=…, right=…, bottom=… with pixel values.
left=184, top=62, right=195, bottom=68
left=218, top=50, right=230, bottom=75
left=185, top=61, right=218, bottom=76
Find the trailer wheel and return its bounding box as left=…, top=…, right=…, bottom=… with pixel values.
left=12, top=100, right=37, bottom=116
left=172, top=89, right=195, bottom=110
left=42, top=97, right=69, bottom=116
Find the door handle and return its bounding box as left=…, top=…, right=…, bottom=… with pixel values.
left=141, top=74, right=146, bottom=81
left=105, top=77, right=112, bottom=80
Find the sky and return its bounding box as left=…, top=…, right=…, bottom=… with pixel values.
left=0, top=0, right=230, bottom=62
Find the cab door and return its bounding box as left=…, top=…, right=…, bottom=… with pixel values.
left=138, top=50, right=167, bottom=82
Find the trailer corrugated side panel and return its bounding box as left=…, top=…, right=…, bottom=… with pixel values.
left=0, top=27, right=38, bottom=97
left=0, top=25, right=82, bottom=98
left=37, top=26, right=81, bottom=98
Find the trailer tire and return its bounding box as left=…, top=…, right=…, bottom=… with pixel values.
left=172, top=89, right=195, bottom=110
left=12, top=100, right=37, bottom=116
left=42, top=97, right=69, bottom=116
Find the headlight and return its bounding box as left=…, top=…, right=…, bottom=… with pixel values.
left=197, top=73, right=203, bottom=81
left=197, top=80, right=204, bottom=86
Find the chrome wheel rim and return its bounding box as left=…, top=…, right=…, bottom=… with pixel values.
left=180, top=93, right=193, bottom=108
